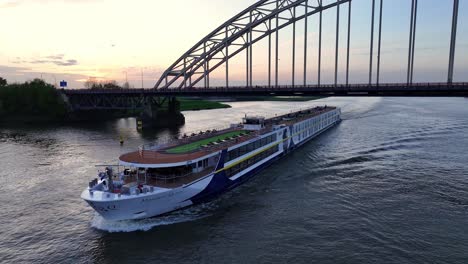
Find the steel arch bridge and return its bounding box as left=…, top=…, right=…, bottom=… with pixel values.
left=154, top=0, right=462, bottom=90
left=62, top=0, right=468, bottom=112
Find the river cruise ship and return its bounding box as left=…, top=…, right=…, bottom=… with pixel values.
left=82, top=106, right=341, bottom=221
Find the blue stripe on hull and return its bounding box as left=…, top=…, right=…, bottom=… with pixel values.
left=190, top=152, right=284, bottom=205
left=189, top=150, right=233, bottom=204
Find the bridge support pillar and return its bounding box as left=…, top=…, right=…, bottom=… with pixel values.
left=137, top=97, right=185, bottom=130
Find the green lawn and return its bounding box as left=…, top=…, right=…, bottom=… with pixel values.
left=230, top=96, right=325, bottom=102
left=178, top=98, right=231, bottom=111
left=166, top=130, right=248, bottom=154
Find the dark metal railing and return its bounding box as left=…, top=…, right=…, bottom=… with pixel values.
left=62, top=82, right=468, bottom=95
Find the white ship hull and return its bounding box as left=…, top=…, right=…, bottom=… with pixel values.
left=81, top=174, right=214, bottom=221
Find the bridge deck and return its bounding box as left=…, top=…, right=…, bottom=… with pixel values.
left=63, top=82, right=468, bottom=99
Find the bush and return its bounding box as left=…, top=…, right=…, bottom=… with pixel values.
left=0, top=77, right=7, bottom=87
left=0, top=79, right=67, bottom=120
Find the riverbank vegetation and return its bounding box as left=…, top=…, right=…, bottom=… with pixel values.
left=0, top=78, right=231, bottom=123
left=0, top=78, right=67, bottom=122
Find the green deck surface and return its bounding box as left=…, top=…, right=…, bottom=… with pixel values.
left=166, top=130, right=248, bottom=154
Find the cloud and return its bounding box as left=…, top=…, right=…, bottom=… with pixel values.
left=1, top=0, right=101, bottom=8
left=0, top=1, right=20, bottom=9
left=26, top=55, right=79, bottom=67
left=54, top=59, right=78, bottom=66
left=11, top=57, right=27, bottom=64
left=29, top=60, right=49, bottom=64
left=46, top=54, right=65, bottom=60
left=0, top=65, right=32, bottom=74
left=0, top=64, right=90, bottom=88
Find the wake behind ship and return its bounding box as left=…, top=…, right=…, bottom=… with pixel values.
left=82, top=106, right=341, bottom=221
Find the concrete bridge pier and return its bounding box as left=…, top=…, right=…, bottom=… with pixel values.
left=137, top=96, right=185, bottom=130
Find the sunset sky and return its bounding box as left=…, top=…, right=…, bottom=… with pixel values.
left=0, top=0, right=467, bottom=88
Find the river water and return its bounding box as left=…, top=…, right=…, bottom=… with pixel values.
left=0, top=97, right=467, bottom=263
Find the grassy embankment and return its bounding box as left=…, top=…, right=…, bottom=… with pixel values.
left=230, top=96, right=325, bottom=102
left=178, top=95, right=325, bottom=111
left=178, top=98, right=231, bottom=111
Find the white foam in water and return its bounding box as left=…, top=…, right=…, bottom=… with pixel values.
left=90, top=204, right=217, bottom=233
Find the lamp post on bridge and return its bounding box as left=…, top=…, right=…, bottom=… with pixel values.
left=123, top=71, right=129, bottom=89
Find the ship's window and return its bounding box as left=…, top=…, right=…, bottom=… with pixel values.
left=225, top=145, right=280, bottom=177
left=247, top=143, right=254, bottom=152
left=243, top=145, right=249, bottom=154
left=147, top=165, right=192, bottom=178
left=198, top=160, right=202, bottom=167
left=239, top=161, right=247, bottom=170
left=238, top=146, right=243, bottom=155
left=239, top=145, right=247, bottom=156
left=255, top=139, right=262, bottom=149
left=230, top=148, right=238, bottom=159
left=203, top=159, right=208, bottom=167
left=227, top=134, right=279, bottom=164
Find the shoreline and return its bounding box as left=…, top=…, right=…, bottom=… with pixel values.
left=0, top=96, right=324, bottom=125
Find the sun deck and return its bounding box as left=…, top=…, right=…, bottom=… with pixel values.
left=119, top=106, right=336, bottom=166
left=165, top=130, right=249, bottom=154
left=119, top=129, right=260, bottom=165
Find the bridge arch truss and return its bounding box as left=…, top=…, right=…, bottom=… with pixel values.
left=155, top=0, right=461, bottom=89
left=155, top=0, right=353, bottom=89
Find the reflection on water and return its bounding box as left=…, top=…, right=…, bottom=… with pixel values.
left=1, top=97, right=468, bottom=264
